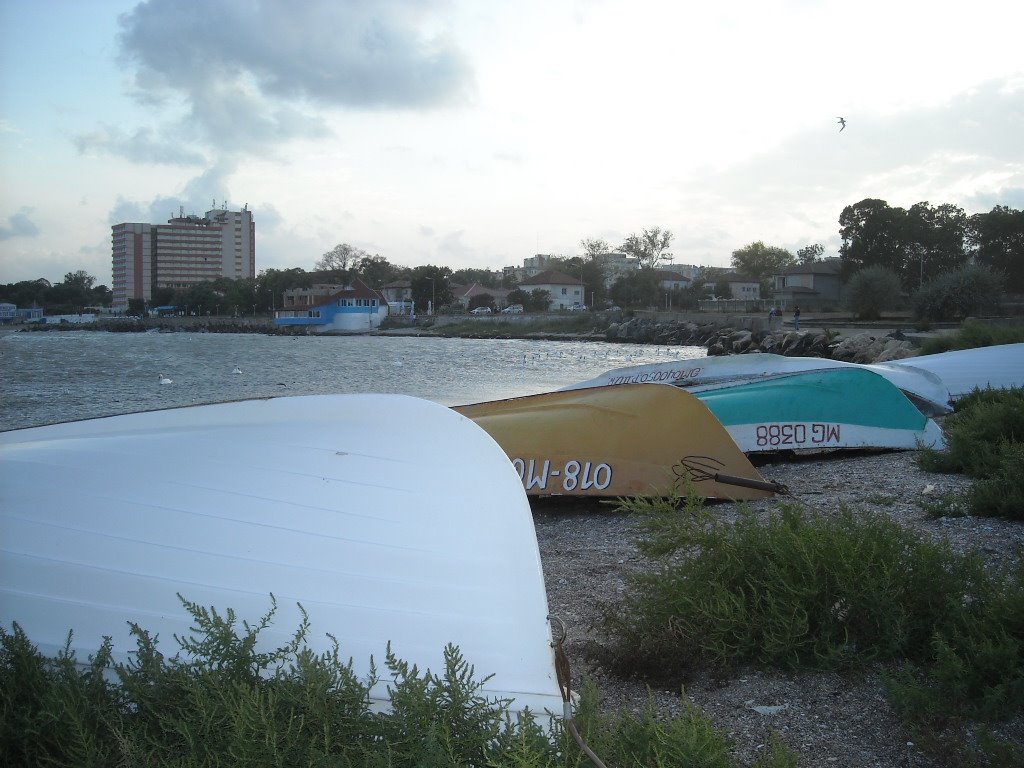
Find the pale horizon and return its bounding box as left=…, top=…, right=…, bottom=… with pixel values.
left=2, top=0, right=1022, bottom=287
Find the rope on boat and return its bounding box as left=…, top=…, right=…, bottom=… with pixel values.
left=549, top=616, right=610, bottom=768
left=674, top=455, right=789, bottom=495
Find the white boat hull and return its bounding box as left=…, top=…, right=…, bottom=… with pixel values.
left=0, top=394, right=563, bottom=716
left=888, top=343, right=1024, bottom=399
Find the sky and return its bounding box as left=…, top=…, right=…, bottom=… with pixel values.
left=1, top=0, right=1023, bottom=287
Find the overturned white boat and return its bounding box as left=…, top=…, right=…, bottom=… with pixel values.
left=563, top=352, right=953, bottom=416
left=0, top=394, right=563, bottom=716
left=887, top=343, right=1024, bottom=400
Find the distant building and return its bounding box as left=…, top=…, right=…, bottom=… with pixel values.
left=111, top=203, right=255, bottom=312
left=519, top=270, right=585, bottom=310
left=452, top=282, right=511, bottom=310
left=652, top=269, right=692, bottom=291
left=280, top=284, right=348, bottom=309
left=772, top=258, right=842, bottom=308
left=274, top=278, right=388, bottom=333
left=711, top=272, right=761, bottom=300
left=1, top=302, right=44, bottom=323
left=381, top=279, right=413, bottom=315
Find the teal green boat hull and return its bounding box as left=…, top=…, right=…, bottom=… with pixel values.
left=694, top=368, right=945, bottom=453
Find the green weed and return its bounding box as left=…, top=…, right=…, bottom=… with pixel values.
left=1, top=593, right=801, bottom=767
left=917, top=387, right=1024, bottom=518
left=917, top=489, right=969, bottom=518
left=919, top=322, right=1024, bottom=355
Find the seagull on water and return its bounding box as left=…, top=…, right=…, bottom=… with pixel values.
left=837, top=116, right=846, bottom=132
left=158, top=373, right=173, bottom=385
left=232, top=366, right=242, bottom=375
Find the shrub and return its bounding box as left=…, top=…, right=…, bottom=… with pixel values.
left=884, top=562, right=1024, bottom=724
left=916, top=387, right=1024, bottom=518
left=912, top=264, right=1004, bottom=322
left=919, top=320, right=1024, bottom=354
left=597, top=498, right=992, bottom=681
left=2, top=593, right=803, bottom=768
left=845, top=265, right=903, bottom=320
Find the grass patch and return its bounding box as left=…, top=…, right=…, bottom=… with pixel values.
left=916, top=387, right=1024, bottom=518
left=1, top=593, right=801, bottom=767
left=598, top=498, right=994, bottom=680
left=595, top=490, right=1024, bottom=744
left=919, top=321, right=1024, bottom=354
left=917, top=489, right=969, bottom=518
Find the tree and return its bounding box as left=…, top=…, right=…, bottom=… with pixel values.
left=256, top=268, right=310, bottom=312
left=525, top=289, right=551, bottom=312
left=450, top=268, right=499, bottom=288
left=967, top=205, right=1024, bottom=294
left=558, top=255, right=608, bottom=310
left=845, top=266, right=903, bottom=320
left=839, top=199, right=911, bottom=282
left=621, top=228, right=673, bottom=269
left=797, top=244, right=824, bottom=264
left=609, top=270, right=660, bottom=309
left=839, top=199, right=969, bottom=290
left=579, top=238, right=612, bottom=259
left=730, top=242, right=795, bottom=291
left=467, top=293, right=494, bottom=311
left=410, top=265, right=453, bottom=313
left=353, top=255, right=400, bottom=289
left=315, top=244, right=367, bottom=274
left=912, top=264, right=1004, bottom=322
left=62, top=270, right=96, bottom=292
left=506, top=288, right=531, bottom=307
left=906, top=202, right=968, bottom=289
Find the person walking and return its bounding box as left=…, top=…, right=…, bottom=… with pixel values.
left=793, top=306, right=801, bottom=330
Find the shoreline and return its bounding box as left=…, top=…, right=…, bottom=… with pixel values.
left=4, top=314, right=963, bottom=366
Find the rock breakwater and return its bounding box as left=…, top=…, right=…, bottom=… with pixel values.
left=605, top=316, right=919, bottom=364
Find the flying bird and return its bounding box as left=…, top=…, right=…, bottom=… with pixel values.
left=837, top=116, right=846, bottom=132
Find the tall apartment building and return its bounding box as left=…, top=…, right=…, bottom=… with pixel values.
left=111, top=205, right=255, bottom=312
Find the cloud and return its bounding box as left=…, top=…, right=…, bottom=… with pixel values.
left=436, top=229, right=474, bottom=262
left=0, top=210, right=40, bottom=241
left=114, top=0, right=473, bottom=153
left=107, top=164, right=240, bottom=227
left=664, top=76, right=1024, bottom=263
left=75, top=125, right=207, bottom=165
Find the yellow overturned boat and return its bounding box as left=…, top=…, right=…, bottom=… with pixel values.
left=455, top=383, right=780, bottom=500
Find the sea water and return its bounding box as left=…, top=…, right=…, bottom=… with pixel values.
left=0, top=330, right=705, bottom=430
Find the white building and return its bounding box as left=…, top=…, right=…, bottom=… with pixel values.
left=519, top=269, right=585, bottom=310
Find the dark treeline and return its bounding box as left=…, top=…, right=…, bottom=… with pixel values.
left=3, top=202, right=1022, bottom=317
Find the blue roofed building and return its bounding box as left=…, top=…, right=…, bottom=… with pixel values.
left=274, top=278, right=389, bottom=333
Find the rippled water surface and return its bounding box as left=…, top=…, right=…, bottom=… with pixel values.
left=1, top=330, right=705, bottom=430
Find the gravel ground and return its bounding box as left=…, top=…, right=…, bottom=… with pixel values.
left=532, top=450, right=1024, bottom=767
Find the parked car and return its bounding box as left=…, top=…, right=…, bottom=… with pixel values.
left=470, top=306, right=492, bottom=314
left=501, top=304, right=524, bottom=314
left=568, top=304, right=588, bottom=312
